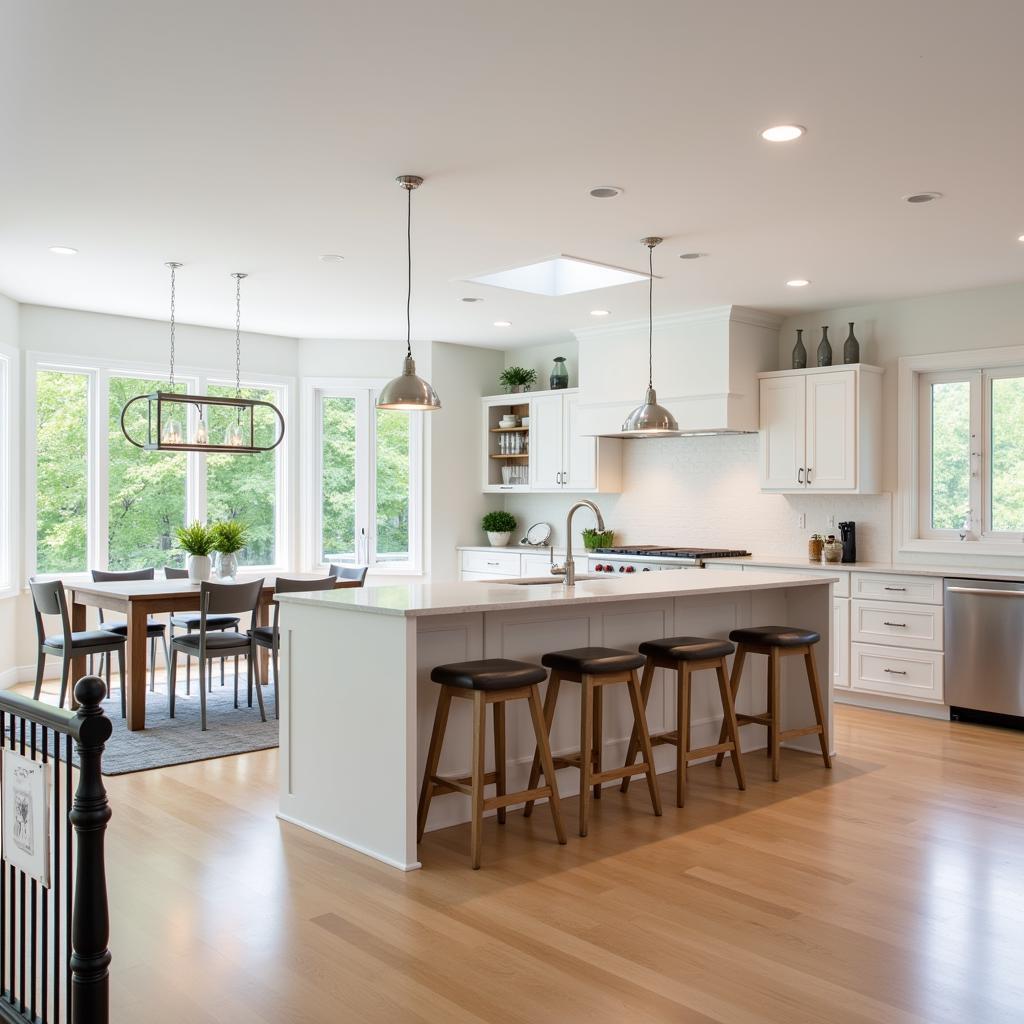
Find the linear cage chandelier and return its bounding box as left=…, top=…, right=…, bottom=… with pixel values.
left=120, top=264, right=285, bottom=454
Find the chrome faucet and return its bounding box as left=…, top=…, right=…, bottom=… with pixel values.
left=551, top=499, right=605, bottom=587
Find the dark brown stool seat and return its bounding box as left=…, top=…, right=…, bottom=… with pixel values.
left=623, top=636, right=745, bottom=807
left=418, top=659, right=566, bottom=869
left=525, top=647, right=662, bottom=836
left=715, top=625, right=832, bottom=782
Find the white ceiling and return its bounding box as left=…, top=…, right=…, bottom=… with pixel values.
left=2, top=0, right=1024, bottom=348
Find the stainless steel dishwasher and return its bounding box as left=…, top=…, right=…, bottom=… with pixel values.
left=944, top=577, right=1024, bottom=724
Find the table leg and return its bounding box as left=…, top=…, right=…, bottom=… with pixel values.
left=70, top=595, right=88, bottom=710
left=126, top=601, right=150, bottom=731
left=257, top=597, right=270, bottom=683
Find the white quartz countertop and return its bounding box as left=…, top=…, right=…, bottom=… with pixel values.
left=715, top=554, right=1024, bottom=582
left=275, top=567, right=836, bottom=618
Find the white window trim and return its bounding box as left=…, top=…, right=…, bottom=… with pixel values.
left=898, top=344, right=1024, bottom=555
left=26, top=350, right=294, bottom=581
left=301, top=377, right=424, bottom=576
left=0, top=342, right=19, bottom=599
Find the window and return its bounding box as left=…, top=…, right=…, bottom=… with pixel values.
left=904, top=348, right=1024, bottom=549
left=312, top=383, right=421, bottom=572
left=30, top=357, right=288, bottom=575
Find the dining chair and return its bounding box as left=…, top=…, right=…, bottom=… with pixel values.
left=328, top=564, right=368, bottom=586
left=90, top=568, right=170, bottom=691
left=29, top=577, right=127, bottom=715
left=250, top=576, right=335, bottom=719
left=168, top=579, right=266, bottom=731
left=164, top=566, right=241, bottom=694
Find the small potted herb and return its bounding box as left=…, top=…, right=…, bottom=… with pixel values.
left=482, top=510, right=517, bottom=547
left=582, top=527, right=615, bottom=551
left=176, top=521, right=216, bottom=582
left=499, top=366, right=537, bottom=394
left=211, top=520, right=248, bottom=581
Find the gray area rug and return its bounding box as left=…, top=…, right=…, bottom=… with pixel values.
left=89, top=682, right=278, bottom=775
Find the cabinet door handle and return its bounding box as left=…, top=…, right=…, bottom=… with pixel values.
left=806, top=467, right=813, bottom=484
left=883, top=586, right=907, bottom=592
left=797, top=468, right=804, bottom=484
left=883, top=621, right=908, bottom=628
left=883, top=668, right=908, bottom=675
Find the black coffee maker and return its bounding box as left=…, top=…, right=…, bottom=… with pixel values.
left=838, top=521, right=856, bottom=563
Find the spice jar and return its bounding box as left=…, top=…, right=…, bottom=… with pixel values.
left=808, top=535, right=824, bottom=562
left=822, top=535, right=843, bottom=563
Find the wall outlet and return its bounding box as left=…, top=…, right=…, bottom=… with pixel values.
left=826, top=514, right=836, bottom=529
left=796, top=513, right=806, bottom=530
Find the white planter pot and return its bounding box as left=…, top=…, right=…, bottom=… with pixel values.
left=187, top=554, right=212, bottom=583
left=486, top=532, right=512, bottom=547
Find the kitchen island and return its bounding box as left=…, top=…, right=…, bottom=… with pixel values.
left=276, top=569, right=835, bottom=870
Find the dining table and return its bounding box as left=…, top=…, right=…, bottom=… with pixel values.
left=68, top=573, right=359, bottom=730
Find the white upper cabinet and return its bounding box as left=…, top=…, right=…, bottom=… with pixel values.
left=482, top=389, right=620, bottom=494
left=758, top=364, right=882, bottom=494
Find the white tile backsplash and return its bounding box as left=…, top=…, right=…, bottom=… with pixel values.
left=505, top=433, right=893, bottom=559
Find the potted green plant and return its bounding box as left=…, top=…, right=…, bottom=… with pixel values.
left=482, top=510, right=517, bottom=547
left=582, top=527, right=615, bottom=550
left=499, top=366, right=537, bottom=394
left=176, top=521, right=216, bottom=582
left=211, top=520, right=248, bottom=581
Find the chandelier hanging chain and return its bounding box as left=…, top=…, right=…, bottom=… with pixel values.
left=405, top=183, right=412, bottom=359
left=234, top=273, right=243, bottom=397
left=167, top=262, right=180, bottom=390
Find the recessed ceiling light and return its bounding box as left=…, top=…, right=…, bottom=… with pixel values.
left=678, top=252, right=706, bottom=260
left=493, top=320, right=512, bottom=328
left=49, top=245, right=78, bottom=255
left=904, top=192, right=943, bottom=204
left=590, top=309, right=611, bottom=317
left=461, top=296, right=483, bottom=303
left=1017, top=234, right=1024, bottom=243
left=588, top=185, right=624, bottom=199
left=786, top=279, right=811, bottom=287
left=318, top=253, right=344, bottom=262
left=760, top=125, right=805, bottom=142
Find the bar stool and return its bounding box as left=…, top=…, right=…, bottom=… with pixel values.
left=524, top=647, right=662, bottom=837
left=621, top=636, right=745, bottom=807
left=715, top=626, right=832, bottom=782
left=417, top=659, right=567, bottom=869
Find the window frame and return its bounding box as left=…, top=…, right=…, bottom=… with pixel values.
left=26, top=350, right=292, bottom=581
left=0, top=343, right=19, bottom=598
left=302, top=377, right=423, bottom=575
left=899, top=345, right=1024, bottom=554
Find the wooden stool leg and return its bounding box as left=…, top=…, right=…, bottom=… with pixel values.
left=626, top=669, right=662, bottom=817
left=769, top=647, right=781, bottom=782
left=417, top=686, right=452, bottom=843
left=676, top=664, right=691, bottom=808
left=621, top=659, right=655, bottom=794
left=716, top=660, right=745, bottom=791
left=493, top=699, right=507, bottom=824
left=716, top=646, right=746, bottom=766
left=578, top=676, right=594, bottom=837
left=470, top=690, right=486, bottom=869
left=526, top=685, right=567, bottom=845
left=804, top=647, right=833, bottom=769
left=524, top=673, right=560, bottom=818
left=592, top=683, right=603, bottom=800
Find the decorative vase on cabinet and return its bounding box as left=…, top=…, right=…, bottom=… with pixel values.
left=816, top=326, right=832, bottom=367
left=843, top=322, right=860, bottom=364
left=550, top=356, right=569, bottom=390
left=791, top=329, right=807, bottom=369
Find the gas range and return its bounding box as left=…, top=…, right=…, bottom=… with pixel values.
left=588, top=546, right=751, bottom=574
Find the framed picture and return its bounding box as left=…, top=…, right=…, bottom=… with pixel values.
left=2, top=750, right=51, bottom=887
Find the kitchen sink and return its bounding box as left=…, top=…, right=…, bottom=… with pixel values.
left=494, top=574, right=612, bottom=585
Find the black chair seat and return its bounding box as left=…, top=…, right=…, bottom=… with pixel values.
left=44, top=629, right=124, bottom=650
left=541, top=647, right=645, bottom=675
left=430, top=659, right=547, bottom=692
left=639, top=636, right=735, bottom=662
left=249, top=625, right=276, bottom=646
left=101, top=620, right=167, bottom=638
left=170, top=612, right=241, bottom=630
left=173, top=631, right=250, bottom=652
left=729, top=626, right=821, bottom=648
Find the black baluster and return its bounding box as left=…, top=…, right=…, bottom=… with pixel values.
left=8, top=712, right=14, bottom=1010
left=0, top=711, right=5, bottom=1003
left=65, top=730, right=71, bottom=1023
left=53, top=723, right=60, bottom=1021
left=30, top=721, right=37, bottom=1023
left=18, top=717, right=25, bottom=1015
left=41, top=723, right=48, bottom=1024
left=68, top=677, right=111, bottom=1024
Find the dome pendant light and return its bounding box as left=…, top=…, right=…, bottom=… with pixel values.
left=377, top=175, right=441, bottom=412
left=620, top=237, right=681, bottom=437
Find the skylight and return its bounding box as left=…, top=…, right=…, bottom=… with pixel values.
left=466, top=255, right=651, bottom=296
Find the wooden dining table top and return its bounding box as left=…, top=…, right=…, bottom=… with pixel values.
left=70, top=572, right=355, bottom=603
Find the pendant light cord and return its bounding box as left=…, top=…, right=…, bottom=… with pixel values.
left=647, top=242, right=654, bottom=389
left=406, top=183, right=413, bottom=359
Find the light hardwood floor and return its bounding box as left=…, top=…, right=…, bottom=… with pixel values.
left=28, top=676, right=1024, bottom=1023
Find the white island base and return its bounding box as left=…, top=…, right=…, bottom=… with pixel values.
left=276, top=570, right=834, bottom=871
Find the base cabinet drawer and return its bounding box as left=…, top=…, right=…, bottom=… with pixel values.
left=851, top=600, right=943, bottom=651
left=851, top=643, right=944, bottom=702
left=851, top=573, right=942, bottom=605
left=460, top=550, right=521, bottom=576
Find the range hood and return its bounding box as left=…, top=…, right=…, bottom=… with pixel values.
left=573, top=305, right=781, bottom=438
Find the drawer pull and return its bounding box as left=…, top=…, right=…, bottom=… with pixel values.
left=883, top=668, right=908, bottom=675
left=883, top=621, right=908, bottom=628
left=486, top=561, right=500, bottom=566
left=883, top=586, right=907, bottom=592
